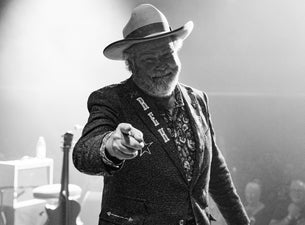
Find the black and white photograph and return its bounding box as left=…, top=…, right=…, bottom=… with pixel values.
left=0, top=0, right=304, bottom=225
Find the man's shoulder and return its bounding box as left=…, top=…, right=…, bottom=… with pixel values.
left=86, top=79, right=130, bottom=111
left=179, top=83, right=208, bottom=101
left=93, top=79, right=129, bottom=96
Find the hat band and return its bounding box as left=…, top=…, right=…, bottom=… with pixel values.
left=125, top=22, right=169, bottom=39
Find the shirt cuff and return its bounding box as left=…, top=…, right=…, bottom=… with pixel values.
left=100, top=131, right=124, bottom=168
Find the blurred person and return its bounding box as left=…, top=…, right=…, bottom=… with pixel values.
left=269, top=180, right=305, bottom=225
left=73, top=4, right=249, bottom=225
left=244, top=179, right=271, bottom=225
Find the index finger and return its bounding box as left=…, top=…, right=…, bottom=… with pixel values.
left=118, top=123, right=133, bottom=135
left=128, top=128, right=144, bottom=144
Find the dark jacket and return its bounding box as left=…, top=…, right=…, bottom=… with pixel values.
left=73, top=77, right=249, bottom=225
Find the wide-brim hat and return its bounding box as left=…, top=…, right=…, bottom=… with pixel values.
left=103, top=4, right=194, bottom=60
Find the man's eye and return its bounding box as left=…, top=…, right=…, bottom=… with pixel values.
left=163, top=53, right=173, bottom=58
left=144, top=58, right=155, bottom=63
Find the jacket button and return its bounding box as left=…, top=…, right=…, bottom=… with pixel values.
left=179, top=219, right=184, bottom=225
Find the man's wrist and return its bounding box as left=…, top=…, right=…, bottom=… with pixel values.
left=105, top=147, right=124, bottom=164
left=100, top=131, right=124, bottom=168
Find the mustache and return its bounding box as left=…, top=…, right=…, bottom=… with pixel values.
left=152, top=66, right=178, bottom=78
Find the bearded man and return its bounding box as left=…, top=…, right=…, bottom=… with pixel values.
left=73, top=4, right=249, bottom=225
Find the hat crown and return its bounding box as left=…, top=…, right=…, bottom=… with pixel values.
left=103, top=4, right=194, bottom=60
left=123, top=4, right=170, bottom=39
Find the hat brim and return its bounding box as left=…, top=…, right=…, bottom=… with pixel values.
left=103, top=21, right=194, bottom=60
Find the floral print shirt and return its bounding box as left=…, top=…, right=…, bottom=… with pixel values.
left=157, top=87, right=197, bottom=182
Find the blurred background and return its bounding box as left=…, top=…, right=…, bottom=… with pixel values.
left=0, top=0, right=304, bottom=224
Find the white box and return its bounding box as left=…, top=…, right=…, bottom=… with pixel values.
left=0, top=158, right=53, bottom=208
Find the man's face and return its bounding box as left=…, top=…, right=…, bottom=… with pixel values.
left=131, top=38, right=181, bottom=97
left=245, top=183, right=261, bottom=205
left=289, top=180, right=305, bottom=205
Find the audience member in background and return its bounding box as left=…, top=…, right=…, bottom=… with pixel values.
left=269, top=179, right=305, bottom=225
left=244, top=179, right=271, bottom=225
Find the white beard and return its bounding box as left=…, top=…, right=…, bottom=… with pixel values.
left=134, top=72, right=179, bottom=97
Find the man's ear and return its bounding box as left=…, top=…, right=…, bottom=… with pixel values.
left=128, top=57, right=137, bottom=74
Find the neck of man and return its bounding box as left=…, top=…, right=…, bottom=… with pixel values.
left=151, top=92, right=176, bottom=111
left=246, top=202, right=264, bottom=216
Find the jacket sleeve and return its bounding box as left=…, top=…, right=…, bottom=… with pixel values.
left=72, top=87, right=122, bottom=176
left=203, top=93, right=250, bottom=225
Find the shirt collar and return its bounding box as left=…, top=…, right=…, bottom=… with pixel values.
left=173, top=85, right=184, bottom=108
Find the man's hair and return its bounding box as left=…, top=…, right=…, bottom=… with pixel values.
left=246, top=178, right=263, bottom=192
left=123, top=38, right=183, bottom=73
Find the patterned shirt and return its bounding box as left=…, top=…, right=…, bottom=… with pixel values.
left=155, top=87, right=197, bottom=182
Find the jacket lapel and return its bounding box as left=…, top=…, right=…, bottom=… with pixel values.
left=178, top=85, right=209, bottom=188
left=120, top=79, right=189, bottom=184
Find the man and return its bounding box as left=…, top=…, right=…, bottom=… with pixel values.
left=73, top=4, right=249, bottom=225
left=270, top=180, right=305, bottom=225
left=244, top=179, right=271, bottom=225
